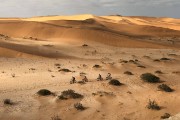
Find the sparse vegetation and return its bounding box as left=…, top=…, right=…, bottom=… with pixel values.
left=55, top=63, right=61, bottom=66
left=3, top=99, right=13, bottom=105
left=74, top=103, right=85, bottom=110
left=124, top=71, right=133, bottom=75
left=59, top=68, right=71, bottom=72
left=80, top=72, right=86, bottom=76
left=37, top=89, right=52, bottom=96
left=119, top=60, right=128, bottom=63
left=154, top=59, right=160, bottom=62
left=93, top=64, right=101, bottom=68
left=147, top=99, right=161, bottom=110
left=51, top=115, right=61, bottom=120
left=160, top=58, right=170, bottom=61
left=92, top=91, right=114, bottom=96
left=58, top=89, right=83, bottom=100
left=158, top=84, right=173, bottom=92
left=161, top=113, right=171, bottom=119
left=155, top=70, right=163, bottom=74
left=137, top=65, right=146, bottom=68
left=11, top=73, right=15, bottom=78
left=141, top=73, right=160, bottom=83
left=109, top=79, right=121, bottom=86
left=82, top=44, right=88, bottom=47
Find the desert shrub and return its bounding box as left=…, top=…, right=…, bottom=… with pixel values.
left=3, top=99, right=13, bottom=105
left=55, top=63, right=61, bottom=66
left=82, top=44, right=88, bottom=47
left=59, top=69, right=71, bottom=72
left=74, top=103, right=85, bottom=111
left=154, top=59, right=160, bottom=62
left=80, top=72, right=86, bottom=76
left=11, top=74, right=15, bottom=77
left=155, top=70, right=163, bottom=74
left=158, top=84, right=173, bottom=92
left=172, top=71, right=180, bottom=74
left=137, top=65, right=146, bottom=68
left=140, top=73, right=160, bottom=83
left=92, top=91, right=114, bottom=96
left=51, top=115, right=61, bottom=120
left=58, top=89, right=83, bottom=100
left=160, top=58, right=170, bottom=61
left=109, top=79, right=121, bottom=86
left=124, top=71, right=133, bottom=75
left=119, top=60, right=128, bottom=63
left=147, top=99, right=160, bottom=110
left=93, top=64, right=101, bottom=68
left=161, top=113, right=171, bottom=119
left=129, top=60, right=135, bottom=63
left=37, top=89, right=52, bottom=96
left=143, top=56, right=151, bottom=59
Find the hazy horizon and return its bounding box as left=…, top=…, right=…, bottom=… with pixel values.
left=0, top=0, right=180, bottom=18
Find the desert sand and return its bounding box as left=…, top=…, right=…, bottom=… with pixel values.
left=0, top=14, right=180, bottom=120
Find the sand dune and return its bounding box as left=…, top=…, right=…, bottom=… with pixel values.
left=0, top=15, right=180, bottom=58
left=0, top=15, right=180, bottom=120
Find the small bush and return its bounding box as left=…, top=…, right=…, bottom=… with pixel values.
left=140, top=73, right=160, bottom=83
left=37, top=89, right=52, bottom=96
left=82, top=44, right=88, bottom=47
left=59, top=69, right=71, bottom=72
left=158, top=84, right=173, bottom=92
left=3, top=99, right=13, bottom=105
left=137, top=65, right=146, bottom=68
left=160, top=58, right=170, bottom=61
left=93, top=64, right=101, bottom=68
left=74, top=103, right=85, bottom=111
left=80, top=72, right=86, bottom=76
left=109, top=79, right=121, bottom=86
left=55, top=63, right=61, bottom=66
left=124, top=71, right=133, bottom=75
left=119, top=60, right=128, bottom=63
left=161, top=113, right=171, bottom=119
left=51, top=115, right=61, bottom=120
left=147, top=99, right=160, bottom=110
left=129, top=60, right=136, bottom=63
left=155, top=70, right=163, bottom=74
left=154, top=59, right=160, bottom=62
left=58, top=89, right=83, bottom=100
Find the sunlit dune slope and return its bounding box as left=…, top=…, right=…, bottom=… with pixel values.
left=0, top=14, right=180, bottom=58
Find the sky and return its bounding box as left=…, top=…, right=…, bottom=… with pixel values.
left=0, top=0, right=179, bottom=18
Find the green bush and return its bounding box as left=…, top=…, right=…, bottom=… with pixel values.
left=140, top=73, right=160, bottom=83
left=158, top=84, right=173, bottom=92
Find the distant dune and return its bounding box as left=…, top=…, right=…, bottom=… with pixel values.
left=0, top=14, right=180, bottom=58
